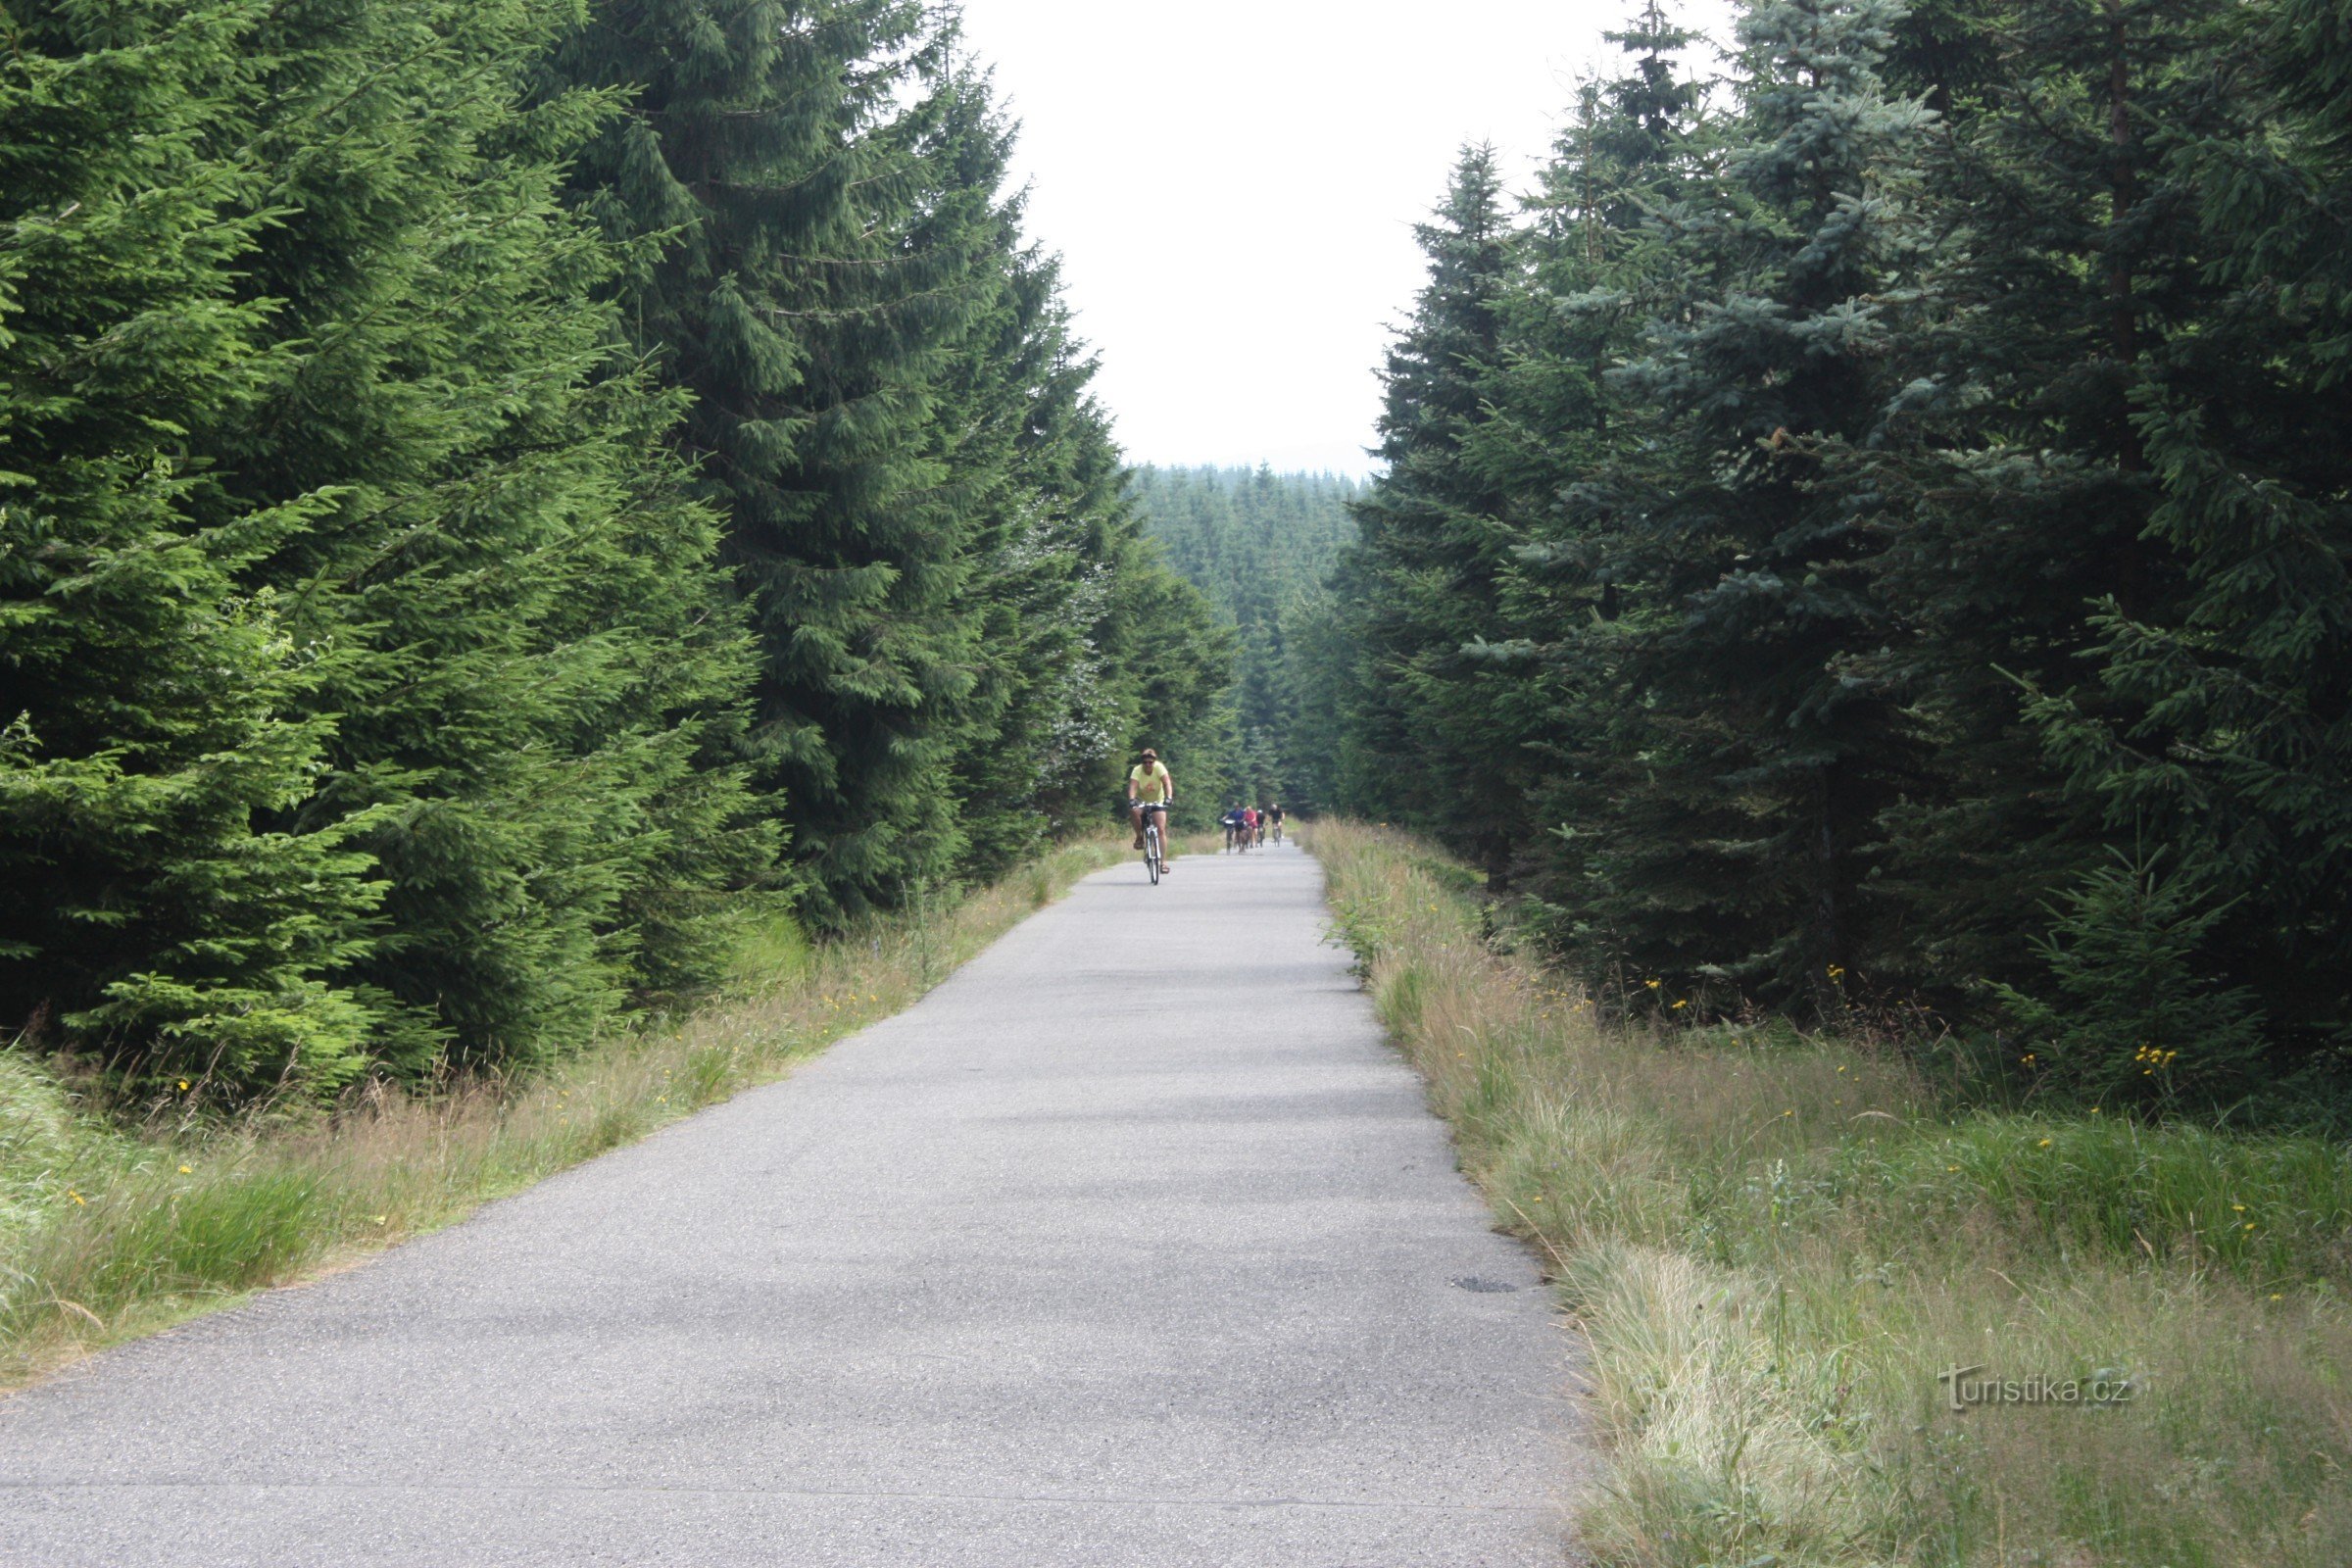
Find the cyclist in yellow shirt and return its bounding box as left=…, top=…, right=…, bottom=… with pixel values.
left=1128, top=748, right=1175, bottom=871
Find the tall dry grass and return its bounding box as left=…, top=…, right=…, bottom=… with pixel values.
left=0, top=835, right=1123, bottom=1387
left=1306, top=818, right=2352, bottom=1568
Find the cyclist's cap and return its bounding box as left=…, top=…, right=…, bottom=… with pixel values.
left=1141, top=748, right=1157, bottom=760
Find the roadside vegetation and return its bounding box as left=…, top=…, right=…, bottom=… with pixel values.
left=1310, top=820, right=2352, bottom=1568
left=0, top=838, right=1120, bottom=1388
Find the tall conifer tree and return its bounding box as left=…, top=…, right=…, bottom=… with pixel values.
left=3, top=0, right=775, bottom=1091
left=553, top=0, right=1003, bottom=923
left=2019, top=0, right=2352, bottom=1088
left=0, top=0, right=379, bottom=1092
left=1843, top=0, right=2237, bottom=1000
left=213, top=0, right=775, bottom=1073
left=1595, top=0, right=1934, bottom=1003
left=1346, top=145, right=1534, bottom=882
left=1478, top=2, right=1706, bottom=974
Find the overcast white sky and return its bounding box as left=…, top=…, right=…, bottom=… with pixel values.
left=955, top=0, right=1728, bottom=476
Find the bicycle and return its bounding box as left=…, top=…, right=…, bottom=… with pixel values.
left=1140, top=802, right=1168, bottom=884
left=1254, top=817, right=1267, bottom=848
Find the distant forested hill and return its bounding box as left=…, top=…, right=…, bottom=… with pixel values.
left=1128, top=466, right=1364, bottom=811
left=1130, top=466, right=1360, bottom=610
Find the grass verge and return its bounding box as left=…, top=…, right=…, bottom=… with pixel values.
left=1306, top=818, right=2352, bottom=1568
left=0, top=835, right=1123, bottom=1388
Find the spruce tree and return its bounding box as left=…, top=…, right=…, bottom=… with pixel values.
left=0, top=0, right=378, bottom=1094
left=552, top=0, right=1000, bottom=924
left=1476, top=1, right=1706, bottom=974
left=205, top=0, right=774, bottom=1074
left=2017, top=0, right=2352, bottom=1091
left=1595, top=0, right=1935, bottom=1004
left=1346, top=144, right=1534, bottom=883
left=1841, top=0, right=2238, bottom=1001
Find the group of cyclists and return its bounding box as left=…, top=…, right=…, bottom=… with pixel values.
left=1220, top=801, right=1282, bottom=852
left=1123, top=748, right=1286, bottom=877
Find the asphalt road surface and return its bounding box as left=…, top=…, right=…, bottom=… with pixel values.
left=0, top=841, right=1579, bottom=1566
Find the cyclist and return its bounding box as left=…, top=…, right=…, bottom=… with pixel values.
left=1242, top=805, right=1259, bottom=848
left=1128, top=749, right=1176, bottom=873
left=1268, top=802, right=1286, bottom=843
left=1253, top=807, right=1268, bottom=847
left=1222, top=803, right=1248, bottom=852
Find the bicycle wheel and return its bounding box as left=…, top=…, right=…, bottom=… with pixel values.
left=1146, top=826, right=1160, bottom=884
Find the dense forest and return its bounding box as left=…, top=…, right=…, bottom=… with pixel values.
left=1127, top=466, right=1359, bottom=812
left=1302, top=0, right=2352, bottom=1123
left=12, top=0, right=2350, bottom=1129
left=0, top=0, right=1230, bottom=1100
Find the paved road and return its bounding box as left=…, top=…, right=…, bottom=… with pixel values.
left=0, top=842, right=1579, bottom=1566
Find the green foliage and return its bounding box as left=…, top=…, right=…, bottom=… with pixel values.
left=1342, top=145, right=1539, bottom=886
left=1, top=0, right=1227, bottom=1101
left=0, top=0, right=380, bottom=1093
left=202, top=0, right=781, bottom=1080
left=1127, top=464, right=1358, bottom=814
left=1992, top=850, right=2269, bottom=1113
left=1311, top=0, right=2352, bottom=1118
left=550, top=2, right=1225, bottom=909
left=1589, top=0, right=1935, bottom=1001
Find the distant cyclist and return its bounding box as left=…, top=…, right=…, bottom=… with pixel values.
left=1253, top=807, right=1268, bottom=847
left=1268, top=802, right=1286, bottom=843
left=1128, top=749, right=1175, bottom=873
left=1242, top=805, right=1259, bottom=847
left=1222, top=803, right=1248, bottom=852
